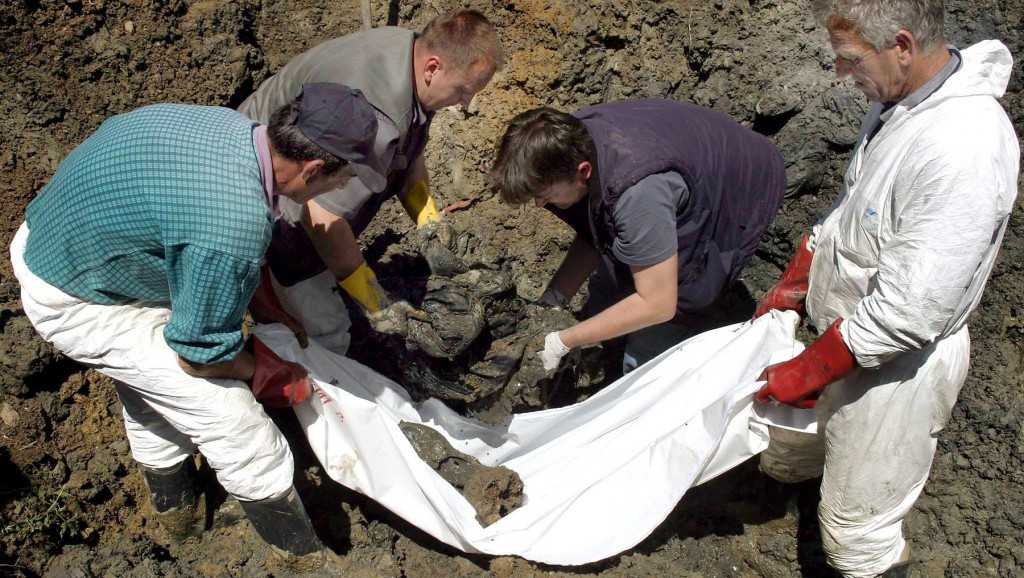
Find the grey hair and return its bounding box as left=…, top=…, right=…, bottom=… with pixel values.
left=810, top=0, right=946, bottom=52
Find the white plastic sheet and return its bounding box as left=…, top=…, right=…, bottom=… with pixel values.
left=257, top=310, right=807, bottom=565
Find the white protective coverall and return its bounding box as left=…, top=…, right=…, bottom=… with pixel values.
left=10, top=224, right=295, bottom=502
left=759, top=40, right=1020, bottom=577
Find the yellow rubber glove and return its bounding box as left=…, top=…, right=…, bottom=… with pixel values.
left=401, top=181, right=442, bottom=226
left=337, top=262, right=390, bottom=313
left=337, top=263, right=427, bottom=335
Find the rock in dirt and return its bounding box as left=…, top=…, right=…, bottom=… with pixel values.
left=0, top=402, right=19, bottom=427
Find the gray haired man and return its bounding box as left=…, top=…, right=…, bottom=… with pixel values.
left=752, top=1, right=1019, bottom=576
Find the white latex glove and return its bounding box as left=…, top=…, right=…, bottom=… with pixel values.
left=536, top=287, right=568, bottom=309
left=540, top=331, right=570, bottom=371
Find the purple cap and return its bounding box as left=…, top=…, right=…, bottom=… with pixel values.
left=293, top=83, right=386, bottom=192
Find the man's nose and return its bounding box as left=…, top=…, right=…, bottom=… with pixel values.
left=459, top=93, right=474, bottom=108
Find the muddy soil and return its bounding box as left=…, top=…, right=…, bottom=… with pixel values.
left=1, top=0, right=1022, bottom=576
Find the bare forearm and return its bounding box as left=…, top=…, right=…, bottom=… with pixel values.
left=559, top=293, right=674, bottom=348
left=178, top=351, right=255, bottom=381
left=560, top=255, right=679, bottom=349
left=301, top=201, right=365, bottom=281
left=402, top=154, right=429, bottom=195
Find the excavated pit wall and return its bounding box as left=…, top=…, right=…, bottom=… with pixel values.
left=1, top=0, right=1022, bottom=575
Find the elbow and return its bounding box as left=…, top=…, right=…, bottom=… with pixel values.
left=654, top=299, right=677, bottom=324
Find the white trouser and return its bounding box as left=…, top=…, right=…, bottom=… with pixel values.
left=10, top=223, right=294, bottom=501
left=760, top=329, right=969, bottom=577
left=272, top=269, right=352, bottom=356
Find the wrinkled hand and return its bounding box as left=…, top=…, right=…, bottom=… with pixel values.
left=538, top=331, right=570, bottom=371
left=366, top=300, right=429, bottom=336
left=248, top=336, right=311, bottom=408
left=535, top=287, right=568, bottom=309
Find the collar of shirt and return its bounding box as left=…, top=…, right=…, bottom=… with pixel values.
left=252, top=125, right=280, bottom=220
left=880, top=45, right=963, bottom=122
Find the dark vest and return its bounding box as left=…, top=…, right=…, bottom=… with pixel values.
left=549, top=99, right=786, bottom=323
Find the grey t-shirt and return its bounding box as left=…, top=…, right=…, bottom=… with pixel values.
left=610, top=171, right=689, bottom=267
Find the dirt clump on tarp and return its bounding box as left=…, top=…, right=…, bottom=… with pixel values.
left=1, top=0, right=1023, bottom=576
left=399, top=421, right=524, bottom=526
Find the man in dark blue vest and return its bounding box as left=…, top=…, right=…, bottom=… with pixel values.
left=490, top=100, right=786, bottom=373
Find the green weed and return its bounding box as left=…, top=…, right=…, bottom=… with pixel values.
left=2, top=486, right=81, bottom=540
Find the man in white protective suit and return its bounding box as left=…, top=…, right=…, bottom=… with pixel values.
left=750, top=0, right=1020, bottom=576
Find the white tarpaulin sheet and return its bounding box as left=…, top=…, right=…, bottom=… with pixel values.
left=257, top=309, right=811, bottom=565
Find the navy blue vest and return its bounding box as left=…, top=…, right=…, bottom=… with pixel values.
left=550, top=99, right=786, bottom=322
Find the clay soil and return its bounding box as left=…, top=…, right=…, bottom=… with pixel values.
left=1, top=0, right=1023, bottom=576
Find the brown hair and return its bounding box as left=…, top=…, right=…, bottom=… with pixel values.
left=489, top=107, right=594, bottom=205
left=419, top=9, right=505, bottom=72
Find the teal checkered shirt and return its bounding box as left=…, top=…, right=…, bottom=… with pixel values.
left=24, top=104, right=271, bottom=364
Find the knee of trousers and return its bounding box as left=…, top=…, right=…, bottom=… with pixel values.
left=187, top=386, right=296, bottom=501
left=819, top=507, right=906, bottom=578
left=759, top=426, right=825, bottom=483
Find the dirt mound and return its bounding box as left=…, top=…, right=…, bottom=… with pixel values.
left=1, top=0, right=1022, bottom=576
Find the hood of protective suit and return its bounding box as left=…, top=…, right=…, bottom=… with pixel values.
left=806, top=40, right=1020, bottom=369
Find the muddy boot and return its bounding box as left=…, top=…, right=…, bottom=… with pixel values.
left=240, top=488, right=343, bottom=576
left=140, top=458, right=206, bottom=541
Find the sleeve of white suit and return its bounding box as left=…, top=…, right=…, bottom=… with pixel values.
left=843, top=118, right=1018, bottom=368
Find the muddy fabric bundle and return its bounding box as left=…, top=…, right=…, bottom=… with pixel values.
left=257, top=310, right=805, bottom=565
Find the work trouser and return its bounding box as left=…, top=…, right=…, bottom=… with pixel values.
left=271, top=269, right=352, bottom=356
left=10, top=223, right=294, bottom=501
left=760, top=329, right=969, bottom=577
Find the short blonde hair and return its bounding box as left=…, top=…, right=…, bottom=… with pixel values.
left=419, top=9, right=505, bottom=73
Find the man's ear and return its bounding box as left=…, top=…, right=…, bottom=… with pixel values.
left=422, top=55, right=443, bottom=84
left=577, top=160, right=592, bottom=183
left=299, top=159, right=325, bottom=183
left=894, top=29, right=916, bottom=63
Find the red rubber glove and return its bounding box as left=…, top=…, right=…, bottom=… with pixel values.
left=248, top=263, right=308, bottom=348
left=753, top=236, right=813, bottom=320
left=248, top=336, right=312, bottom=408
left=755, top=318, right=856, bottom=408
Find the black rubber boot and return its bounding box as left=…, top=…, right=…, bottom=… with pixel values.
left=140, top=458, right=206, bottom=540
left=879, top=561, right=910, bottom=578
left=240, top=487, right=347, bottom=574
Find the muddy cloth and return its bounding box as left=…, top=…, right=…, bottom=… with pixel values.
left=760, top=41, right=1020, bottom=578
left=549, top=99, right=786, bottom=324
left=22, top=104, right=268, bottom=364
left=11, top=224, right=294, bottom=502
